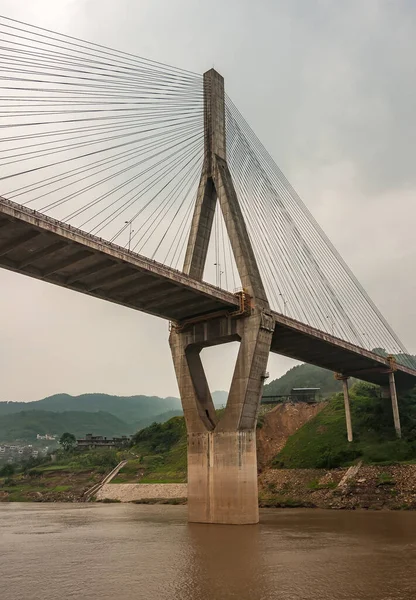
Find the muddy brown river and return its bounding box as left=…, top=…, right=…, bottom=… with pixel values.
left=1, top=504, right=415, bottom=599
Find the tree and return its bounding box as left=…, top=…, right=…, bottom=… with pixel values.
left=0, top=464, right=15, bottom=477
left=59, top=432, right=77, bottom=452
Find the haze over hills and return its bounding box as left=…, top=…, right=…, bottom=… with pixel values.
left=0, top=410, right=131, bottom=444
left=1, top=361, right=368, bottom=445
left=263, top=364, right=345, bottom=397
left=263, top=353, right=416, bottom=399
left=0, top=390, right=229, bottom=444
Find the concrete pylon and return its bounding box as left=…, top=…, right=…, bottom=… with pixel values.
left=169, top=69, right=274, bottom=524
left=335, top=373, right=353, bottom=442
left=381, top=358, right=402, bottom=438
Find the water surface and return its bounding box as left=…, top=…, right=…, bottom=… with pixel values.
left=1, top=504, right=415, bottom=599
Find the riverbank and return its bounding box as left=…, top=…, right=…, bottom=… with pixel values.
left=91, top=464, right=416, bottom=510
left=2, top=463, right=416, bottom=509
left=259, top=464, right=416, bottom=510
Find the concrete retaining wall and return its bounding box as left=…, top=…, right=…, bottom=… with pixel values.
left=96, top=483, right=187, bottom=502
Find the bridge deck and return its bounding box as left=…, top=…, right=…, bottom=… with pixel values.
left=1, top=197, right=415, bottom=389
left=0, top=198, right=238, bottom=322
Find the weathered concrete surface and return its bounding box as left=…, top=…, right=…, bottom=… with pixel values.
left=0, top=196, right=238, bottom=323
left=389, top=371, right=402, bottom=438
left=183, top=69, right=268, bottom=305
left=96, top=483, right=187, bottom=502
left=187, top=431, right=258, bottom=524
left=84, top=460, right=127, bottom=501
left=172, top=71, right=276, bottom=527
left=170, top=309, right=273, bottom=524
left=342, top=377, right=353, bottom=442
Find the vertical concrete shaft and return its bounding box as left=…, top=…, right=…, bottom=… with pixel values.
left=342, top=378, right=353, bottom=442
left=172, top=69, right=273, bottom=524
left=183, top=69, right=225, bottom=279
left=183, top=69, right=268, bottom=305
left=389, top=371, right=402, bottom=438
left=169, top=313, right=273, bottom=524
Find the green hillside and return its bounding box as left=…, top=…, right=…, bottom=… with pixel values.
left=116, top=382, right=416, bottom=482
left=0, top=393, right=181, bottom=428
left=264, top=353, right=416, bottom=399
left=0, top=410, right=132, bottom=443
left=117, top=417, right=187, bottom=483
left=0, top=391, right=228, bottom=431
left=263, top=363, right=346, bottom=397
left=274, top=382, right=416, bottom=468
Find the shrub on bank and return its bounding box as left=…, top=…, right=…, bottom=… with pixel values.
left=273, top=383, right=416, bottom=469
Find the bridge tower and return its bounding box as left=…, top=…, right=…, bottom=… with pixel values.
left=169, top=70, right=274, bottom=524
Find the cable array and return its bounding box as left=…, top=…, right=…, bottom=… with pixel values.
left=0, top=15, right=204, bottom=266
left=0, top=15, right=411, bottom=367
left=224, top=96, right=413, bottom=368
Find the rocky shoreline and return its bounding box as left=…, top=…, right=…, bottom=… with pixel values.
left=259, top=464, right=416, bottom=510
left=91, top=464, right=416, bottom=510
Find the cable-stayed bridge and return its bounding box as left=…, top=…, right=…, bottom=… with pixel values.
left=0, top=15, right=415, bottom=523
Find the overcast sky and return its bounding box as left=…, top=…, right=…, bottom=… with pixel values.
left=0, top=0, right=415, bottom=402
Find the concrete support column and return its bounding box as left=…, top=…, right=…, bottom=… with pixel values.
left=336, top=374, right=353, bottom=442
left=187, top=429, right=258, bottom=524
left=389, top=371, right=401, bottom=438
left=175, top=68, right=273, bottom=524
left=169, top=310, right=273, bottom=524
left=342, top=377, right=353, bottom=443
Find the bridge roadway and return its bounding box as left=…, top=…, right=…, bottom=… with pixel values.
left=1, top=196, right=415, bottom=390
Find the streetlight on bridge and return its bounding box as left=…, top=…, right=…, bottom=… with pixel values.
left=125, top=221, right=134, bottom=252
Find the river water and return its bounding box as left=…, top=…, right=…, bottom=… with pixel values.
left=1, top=504, right=416, bottom=600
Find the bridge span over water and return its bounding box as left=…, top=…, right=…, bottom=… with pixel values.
left=1, top=196, right=415, bottom=391
left=1, top=16, right=415, bottom=523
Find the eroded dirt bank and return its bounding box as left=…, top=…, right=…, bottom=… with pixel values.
left=257, top=401, right=325, bottom=468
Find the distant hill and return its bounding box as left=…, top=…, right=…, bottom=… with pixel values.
left=263, top=352, right=416, bottom=399
left=134, top=409, right=184, bottom=432
left=0, top=390, right=229, bottom=442
left=0, top=393, right=182, bottom=429
left=212, top=390, right=228, bottom=407
left=263, top=364, right=347, bottom=398
left=0, top=410, right=131, bottom=444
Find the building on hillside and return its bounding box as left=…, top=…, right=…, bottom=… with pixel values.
left=261, top=387, right=321, bottom=409
left=76, top=434, right=130, bottom=450
left=291, top=388, right=320, bottom=402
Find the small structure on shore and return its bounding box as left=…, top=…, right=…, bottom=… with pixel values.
left=261, top=387, right=320, bottom=406
left=76, top=434, right=130, bottom=450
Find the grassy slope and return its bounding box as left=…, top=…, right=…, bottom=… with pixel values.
left=113, top=417, right=187, bottom=483
left=0, top=448, right=120, bottom=501
left=274, top=382, right=416, bottom=468
left=116, top=383, right=416, bottom=481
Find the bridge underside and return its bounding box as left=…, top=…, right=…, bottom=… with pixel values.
left=0, top=198, right=238, bottom=322
left=270, top=318, right=416, bottom=389
left=1, top=197, right=415, bottom=390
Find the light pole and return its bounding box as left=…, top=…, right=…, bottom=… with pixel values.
left=326, top=315, right=335, bottom=337
left=125, top=220, right=134, bottom=252
left=279, top=293, right=288, bottom=316
left=214, top=262, right=224, bottom=288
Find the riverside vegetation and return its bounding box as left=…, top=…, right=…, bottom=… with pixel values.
left=1, top=364, right=416, bottom=506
